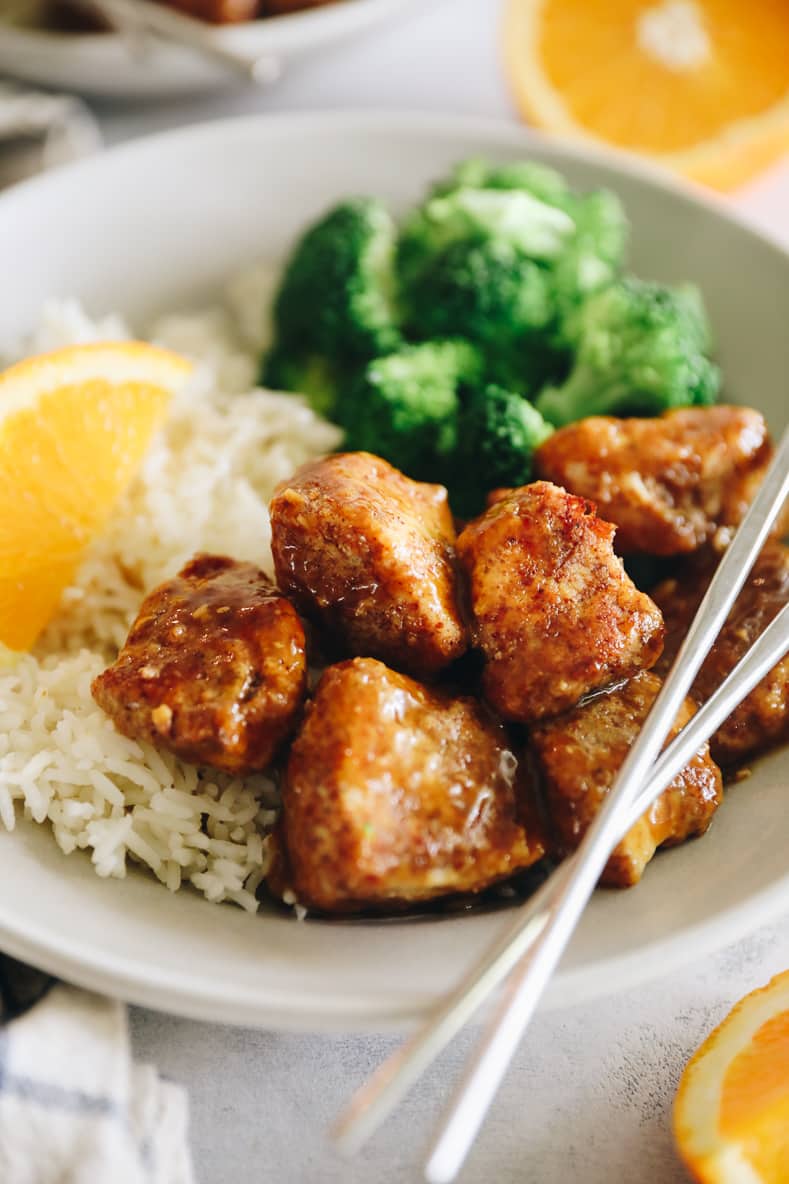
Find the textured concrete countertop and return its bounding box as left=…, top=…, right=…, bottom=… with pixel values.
left=87, top=2, right=789, bottom=1178
left=130, top=924, right=789, bottom=1184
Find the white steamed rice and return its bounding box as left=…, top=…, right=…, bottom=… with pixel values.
left=0, top=263, right=342, bottom=911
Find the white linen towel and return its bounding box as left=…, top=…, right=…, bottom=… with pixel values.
left=0, top=976, right=194, bottom=1184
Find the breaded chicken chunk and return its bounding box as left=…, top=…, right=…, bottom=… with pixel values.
left=270, top=452, right=467, bottom=678
left=161, top=0, right=261, bottom=23
left=534, top=406, right=774, bottom=555
left=652, top=542, right=789, bottom=766
left=262, top=0, right=337, bottom=12
left=530, top=671, right=722, bottom=886
left=456, top=481, right=664, bottom=722
left=160, top=0, right=335, bottom=16
left=92, top=554, right=307, bottom=775
left=272, top=658, right=546, bottom=912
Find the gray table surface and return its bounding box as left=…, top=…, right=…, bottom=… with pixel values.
left=130, top=924, right=789, bottom=1184
left=66, top=1, right=789, bottom=1179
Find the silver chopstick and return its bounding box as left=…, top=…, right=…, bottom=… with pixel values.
left=423, top=427, right=789, bottom=1184
left=83, top=0, right=281, bottom=85
left=332, top=425, right=789, bottom=1164
left=425, top=599, right=789, bottom=1183
left=610, top=605, right=787, bottom=839
left=334, top=600, right=789, bottom=1162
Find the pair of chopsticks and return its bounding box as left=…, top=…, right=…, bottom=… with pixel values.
left=73, top=0, right=281, bottom=85
left=334, top=425, right=789, bottom=1182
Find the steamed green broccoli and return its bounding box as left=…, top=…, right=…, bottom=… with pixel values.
left=450, top=384, right=554, bottom=517
left=262, top=162, right=721, bottom=508
left=402, top=236, right=562, bottom=393
left=403, top=158, right=628, bottom=348
left=435, top=161, right=628, bottom=335
left=339, top=340, right=482, bottom=479
left=271, top=198, right=401, bottom=361
left=404, top=237, right=552, bottom=344
left=430, top=157, right=575, bottom=207
left=535, top=277, right=720, bottom=427
left=397, top=187, right=575, bottom=289
left=262, top=346, right=347, bottom=417
left=430, top=157, right=627, bottom=258
left=549, top=189, right=629, bottom=342
left=564, top=188, right=629, bottom=269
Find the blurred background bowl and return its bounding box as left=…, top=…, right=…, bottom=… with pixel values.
left=0, top=0, right=423, bottom=99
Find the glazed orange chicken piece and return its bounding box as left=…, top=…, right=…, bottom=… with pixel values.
left=530, top=671, right=723, bottom=887
left=270, top=452, right=467, bottom=678
left=262, top=0, right=337, bottom=12
left=456, top=481, right=664, bottom=723
left=162, top=0, right=260, bottom=20
left=92, top=554, right=307, bottom=775
left=153, top=0, right=334, bottom=17
left=652, top=541, right=789, bottom=766
left=273, top=658, right=546, bottom=912
left=534, top=406, right=774, bottom=555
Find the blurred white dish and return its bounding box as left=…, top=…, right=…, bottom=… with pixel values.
left=0, top=112, right=786, bottom=1032
left=0, top=0, right=421, bottom=99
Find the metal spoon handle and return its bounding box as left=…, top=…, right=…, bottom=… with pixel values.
left=85, top=0, right=281, bottom=84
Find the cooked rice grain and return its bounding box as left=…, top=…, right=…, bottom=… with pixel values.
left=0, top=268, right=342, bottom=910
left=0, top=648, right=279, bottom=909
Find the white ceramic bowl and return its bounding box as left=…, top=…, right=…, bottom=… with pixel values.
left=0, top=113, right=787, bottom=1032
left=0, top=0, right=421, bottom=99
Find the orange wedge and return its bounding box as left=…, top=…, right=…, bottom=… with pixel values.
left=674, top=970, right=789, bottom=1183
left=504, top=0, right=789, bottom=190
left=0, top=342, right=191, bottom=652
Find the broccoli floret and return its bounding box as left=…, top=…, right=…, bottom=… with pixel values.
left=535, top=278, right=720, bottom=427
left=489, top=337, right=572, bottom=399
left=550, top=189, right=629, bottom=342
left=426, top=158, right=627, bottom=332
left=402, top=158, right=627, bottom=355
left=398, top=188, right=575, bottom=289
left=403, top=236, right=563, bottom=394
left=340, top=340, right=482, bottom=479
left=262, top=346, right=346, bottom=417
left=565, top=189, right=629, bottom=269
left=429, top=158, right=626, bottom=264
left=450, top=385, right=554, bottom=517
left=272, top=198, right=401, bottom=360
left=431, top=158, right=573, bottom=206
left=404, top=237, right=552, bottom=344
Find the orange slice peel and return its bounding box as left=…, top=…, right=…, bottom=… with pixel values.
left=504, top=0, right=789, bottom=191
left=674, top=969, right=789, bottom=1183
left=0, top=341, right=191, bottom=652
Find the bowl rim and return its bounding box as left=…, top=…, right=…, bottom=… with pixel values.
left=0, top=827, right=787, bottom=1032
left=0, top=0, right=416, bottom=46
left=2, top=106, right=785, bottom=256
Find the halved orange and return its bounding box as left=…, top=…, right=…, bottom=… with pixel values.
left=674, top=970, right=789, bottom=1183
left=504, top=0, right=789, bottom=190
left=0, top=342, right=191, bottom=652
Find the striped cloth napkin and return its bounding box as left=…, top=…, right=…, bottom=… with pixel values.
left=0, top=954, right=194, bottom=1184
